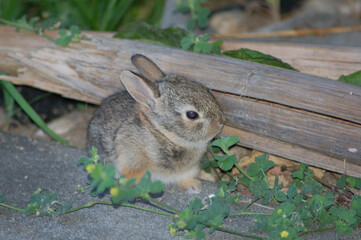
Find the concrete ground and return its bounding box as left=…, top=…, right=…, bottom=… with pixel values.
left=0, top=131, right=360, bottom=240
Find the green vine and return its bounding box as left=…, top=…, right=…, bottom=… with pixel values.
left=1, top=137, right=360, bottom=239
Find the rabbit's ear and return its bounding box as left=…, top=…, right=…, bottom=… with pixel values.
left=131, top=54, right=165, bottom=81
left=120, top=70, right=160, bottom=108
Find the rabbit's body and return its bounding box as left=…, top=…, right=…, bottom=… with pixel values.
left=88, top=55, right=224, bottom=192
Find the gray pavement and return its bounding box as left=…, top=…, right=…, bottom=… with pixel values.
left=0, top=131, right=360, bottom=239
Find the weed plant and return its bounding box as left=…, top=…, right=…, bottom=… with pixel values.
left=1, top=136, right=360, bottom=239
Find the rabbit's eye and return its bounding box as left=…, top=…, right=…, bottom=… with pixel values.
left=186, top=111, right=199, bottom=120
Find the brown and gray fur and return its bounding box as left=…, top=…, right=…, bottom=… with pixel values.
left=87, top=54, right=224, bottom=192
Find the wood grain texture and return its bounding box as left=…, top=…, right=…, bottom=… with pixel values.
left=215, top=93, right=361, bottom=166
left=222, top=41, right=361, bottom=80
left=0, top=27, right=360, bottom=176
left=223, top=126, right=361, bottom=177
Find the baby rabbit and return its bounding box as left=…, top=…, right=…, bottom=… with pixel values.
left=87, top=54, right=225, bottom=192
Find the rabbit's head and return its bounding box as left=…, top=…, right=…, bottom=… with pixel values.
left=120, top=54, right=225, bottom=148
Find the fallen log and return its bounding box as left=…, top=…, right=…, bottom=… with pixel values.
left=222, top=41, right=361, bottom=80
left=0, top=26, right=360, bottom=177
left=2, top=25, right=361, bottom=80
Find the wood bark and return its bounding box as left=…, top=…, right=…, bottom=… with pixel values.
left=222, top=41, right=361, bottom=80
left=0, top=26, right=360, bottom=177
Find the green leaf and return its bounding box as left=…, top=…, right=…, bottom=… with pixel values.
left=197, top=8, right=210, bottom=29
left=70, top=25, right=81, bottom=35
left=299, top=207, right=312, bottom=220
left=261, top=190, right=273, bottom=205
left=195, top=230, right=206, bottom=240
left=337, top=174, right=346, bottom=189
left=323, top=191, right=335, bottom=209
left=275, top=191, right=287, bottom=202
left=301, top=180, right=323, bottom=195
left=250, top=179, right=269, bottom=198
left=189, top=198, right=204, bottom=213
left=186, top=18, right=197, bottom=31
left=24, top=189, right=59, bottom=216
left=53, top=201, right=73, bottom=217
left=77, top=157, right=92, bottom=167
left=90, top=146, right=100, bottom=163
left=283, top=203, right=296, bottom=217
left=247, top=162, right=261, bottom=177
left=201, top=159, right=211, bottom=173
left=175, top=0, right=210, bottom=30
left=292, top=164, right=306, bottom=180
left=181, top=35, right=194, bottom=50
left=290, top=211, right=304, bottom=232
left=193, top=41, right=202, bottom=53
left=199, top=33, right=210, bottom=41
left=137, top=171, right=152, bottom=193
left=287, top=185, right=298, bottom=199
left=346, top=176, right=361, bottom=190
left=114, top=22, right=188, bottom=48
left=330, top=205, right=358, bottom=235
left=224, top=136, right=239, bottom=148
left=217, top=154, right=237, bottom=171
left=255, top=154, right=274, bottom=172
left=338, top=70, right=361, bottom=86
left=196, top=41, right=212, bottom=53
left=211, top=40, right=222, bottom=54
left=0, top=194, right=5, bottom=203
left=309, top=199, right=324, bottom=218
left=58, top=29, right=68, bottom=37
left=211, top=136, right=239, bottom=153
left=16, top=16, right=36, bottom=33
left=116, top=187, right=138, bottom=203
left=149, top=181, right=164, bottom=194
left=55, top=35, right=72, bottom=46
left=88, top=164, right=116, bottom=196
left=351, top=195, right=361, bottom=214
left=223, top=48, right=298, bottom=71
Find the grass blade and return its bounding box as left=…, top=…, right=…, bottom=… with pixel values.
left=0, top=79, right=69, bottom=145
left=99, top=0, right=117, bottom=31
left=0, top=80, right=15, bottom=130
left=108, top=0, right=135, bottom=30
left=147, top=0, right=165, bottom=27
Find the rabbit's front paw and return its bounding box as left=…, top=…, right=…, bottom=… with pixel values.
left=122, top=167, right=146, bottom=183
left=178, top=178, right=202, bottom=194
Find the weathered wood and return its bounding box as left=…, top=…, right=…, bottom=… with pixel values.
left=223, top=126, right=361, bottom=177
left=216, top=93, right=361, bottom=166
left=1, top=25, right=361, bottom=80
left=222, top=41, right=361, bottom=80
left=0, top=27, right=360, bottom=177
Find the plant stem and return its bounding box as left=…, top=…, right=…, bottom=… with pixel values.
left=202, top=222, right=265, bottom=240
left=210, top=164, right=222, bottom=181
left=260, top=169, right=271, bottom=188
left=143, top=196, right=180, bottom=214
left=235, top=163, right=255, bottom=182
left=242, top=197, right=261, bottom=212
left=300, top=226, right=336, bottom=236
left=0, top=18, right=55, bottom=42
left=122, top=202, right=174, bottom=217
left=0, top=203, right=25, bottom=212
left=208, top=144, right=235, bottom=181
left=0, top=18, right=33, bottom=32
left=225, top=171, right=238, bottom=182
left=229, top=211, right=271, bottom=217
left=62, top=201, right=174, bottom=217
